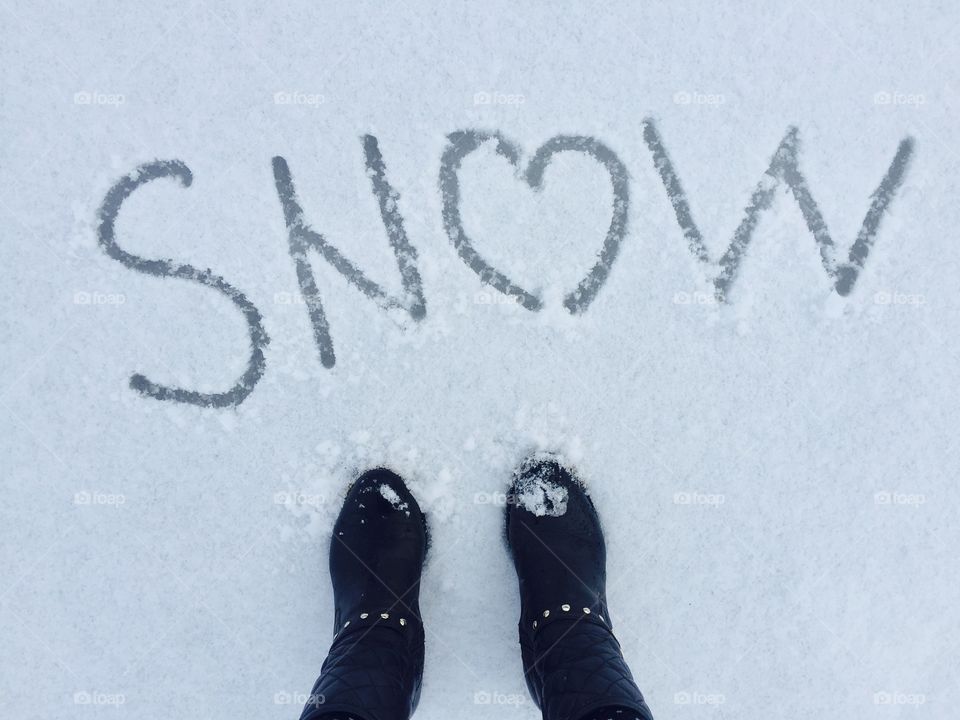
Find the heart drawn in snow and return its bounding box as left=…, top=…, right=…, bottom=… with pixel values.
left=439, top=131, right=630, bottom=314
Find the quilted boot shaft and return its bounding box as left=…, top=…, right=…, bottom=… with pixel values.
left=301, top=468, right=428, bottom=720
left=301, top=621, right=424, bottom=720
left=506, top=456, right=653, bottom=720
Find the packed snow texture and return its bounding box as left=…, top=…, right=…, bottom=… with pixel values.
left=2, top=2, right=958, bottom=720
left=379, top=482, right=409, bottom=512
left=513, top=462, right=570, bottom=517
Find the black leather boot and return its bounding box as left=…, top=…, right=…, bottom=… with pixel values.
left=300, top=468, right=428, bottom=720
left=505, top=456, right=653, bottom=720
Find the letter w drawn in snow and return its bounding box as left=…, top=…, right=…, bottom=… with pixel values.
left=642, top=119, right=914, bottom=301
left=272, top=136, right=426, bottom=368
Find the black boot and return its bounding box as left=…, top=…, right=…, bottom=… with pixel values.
left=505, top=456, right=653, bottom=720
left=300, top=468, right=428, bottom=720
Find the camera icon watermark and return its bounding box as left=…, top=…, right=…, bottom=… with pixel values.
left=473, top=491, right=518, bottom=507
left=74, top=491, right=126, bottom=507
left=274, top=491, right=325, bottom=508
left=872, top=290, right=925, bottom=306
left=74, top=691, right=126, bottom=706
left=673, top=91, right=725, bottom=106
left=73, top=290, right=126, bottom=306
left=673, top=290, right=718, bottom=306
left=874, top=691, right=925, bottom=705
left=274, top=691, right=325, bottom=707
left=473, top=690, right=526, bottom=706
left=274, top=91, right=326, bottom=107
left=473, top=91, right=526, bottom=106
left=674, top=690, right=726, bottom=705
left=673, top=491, right=725, bottom=507
left=74, top=91, right=125, bottom=107
left=474, top=291, right=523, bottom=306
left=874, top=491, right=925, bottom=508
left=274, top=291, right=308, bottom=305
left=873, top=91, right=925, bottom=107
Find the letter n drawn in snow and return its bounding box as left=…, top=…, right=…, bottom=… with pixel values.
left=272, top=136, right=426, bottom=368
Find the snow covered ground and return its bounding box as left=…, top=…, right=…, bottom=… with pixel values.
left=2, top=1, right=958, bottom=718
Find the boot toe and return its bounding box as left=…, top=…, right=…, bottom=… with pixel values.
left=507, top=455, right=595, bottom=523
left=347, top=467, right=421, bottom=518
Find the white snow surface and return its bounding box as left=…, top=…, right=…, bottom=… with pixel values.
left=2, top=2, right=959, bottom=719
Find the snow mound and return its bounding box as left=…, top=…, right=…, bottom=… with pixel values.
left=379, top=483, right=409, bottom=512
left=513, top=474, right=569, bottom=517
